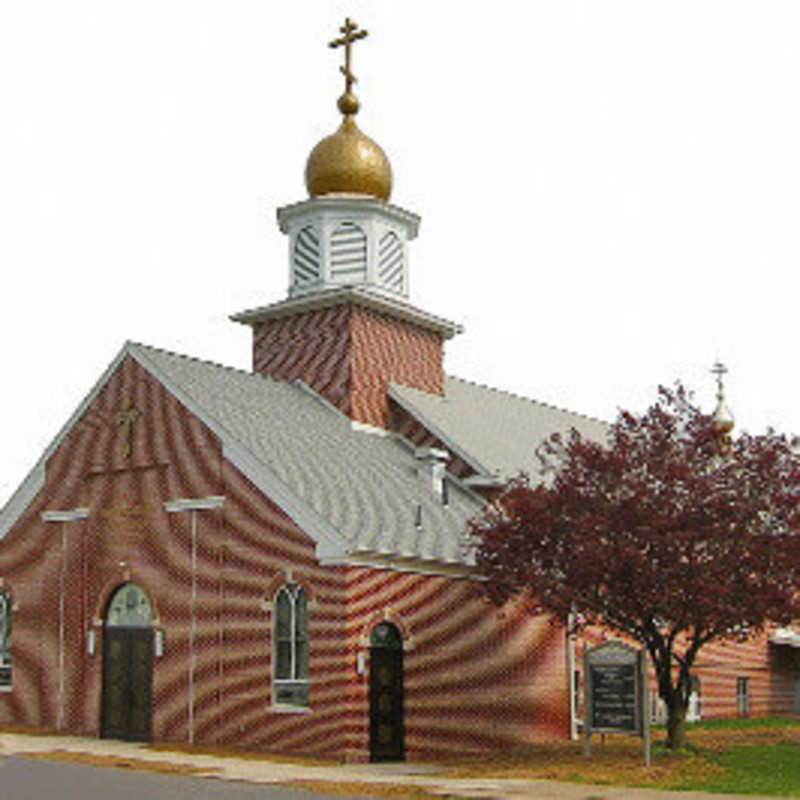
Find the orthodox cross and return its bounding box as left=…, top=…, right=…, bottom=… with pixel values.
left=711, top=361, right=728, bottom=402
left=329, top=17, right=368, bottom=96
left=116, top=400, right=140, bottom=458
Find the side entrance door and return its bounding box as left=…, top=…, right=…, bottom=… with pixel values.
left=369, top=622, right=405, bottom=762
left=101, top=583, right=153, bottom=742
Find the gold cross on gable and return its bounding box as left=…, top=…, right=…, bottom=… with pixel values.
left=329, top=17, right=368, bottom=95
left=116, top=400, right=140, bottom=459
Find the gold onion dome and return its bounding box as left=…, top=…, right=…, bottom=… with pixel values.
left=711, top=361, right=735, bottom=436
left=713, top=402, right=735, bottom=435
left=305, top=17, right=393, bottom=202
left=305, top=113, right=392, bottom=202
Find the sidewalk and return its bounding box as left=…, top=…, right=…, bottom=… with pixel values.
left=0, top=731, right=780, bottom=800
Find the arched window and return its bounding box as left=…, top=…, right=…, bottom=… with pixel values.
left=105, top=583, right=152, bottom=628
left=370, top=621, right=402, bottom=649
left=0, top=590, right=12, bottom=687
left=273, top=584, right=308, bottom=707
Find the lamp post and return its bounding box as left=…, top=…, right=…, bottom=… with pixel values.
left=41, top=507, right=90, bottom=731
left=164, top=496, right=224, bottom=744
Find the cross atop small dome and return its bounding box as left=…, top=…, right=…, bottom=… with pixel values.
left=304, top=17, right=392, bottom=202
left=711, top=361, right=734, bottom=435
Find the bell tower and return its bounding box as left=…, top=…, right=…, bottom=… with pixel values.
left=232, top=18, right=461, bottom=429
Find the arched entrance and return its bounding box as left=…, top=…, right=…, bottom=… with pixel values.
left=369, top=621, right=405, bottom=762
left=100, top=583, right=153, bottom=741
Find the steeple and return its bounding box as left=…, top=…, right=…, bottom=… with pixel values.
left=231, top=19, right=462, bottom=430
left=276, top=18, right=417, bottom=300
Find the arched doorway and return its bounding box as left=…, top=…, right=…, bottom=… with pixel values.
left=101, top=583, right=153, bottom=741
left=369, top=621, right=405, bottom=762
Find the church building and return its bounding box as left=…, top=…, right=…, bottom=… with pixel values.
left=0, top=19, right=797, bottom=761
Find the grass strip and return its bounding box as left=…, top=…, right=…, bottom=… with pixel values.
left=669, top=742, right=800, bottom=796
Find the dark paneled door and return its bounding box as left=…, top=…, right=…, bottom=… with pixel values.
left=101, top=627, right=152, bottom=741
left=369, top=622, right=405, bottom=762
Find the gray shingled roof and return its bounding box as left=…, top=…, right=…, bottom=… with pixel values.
left=1, top=341, right=608, bottom=569
left=390, top=376, right=608, bottom=482
left=131, top=344, right=480, bottom=566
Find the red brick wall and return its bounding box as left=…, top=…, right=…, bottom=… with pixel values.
left=0, top=353, right=569, bottom=760
left=252, top=306, right=353, bottom=417
left=689, top=631, right=800, bottom=719
left=252, top=304, right=444, bottom=429
left=350, top=306, right=444, bottom=429
left=344, top=570, right=569, bottom=760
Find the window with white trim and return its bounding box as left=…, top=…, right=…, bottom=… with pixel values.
left=0, top=590, right=11, bottom=687
left=273, top=584, right=308, bottom=707
left=736, top=676, right=749, bottom=716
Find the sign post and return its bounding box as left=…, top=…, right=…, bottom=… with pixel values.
left=584, top=641, right=650, bottom=767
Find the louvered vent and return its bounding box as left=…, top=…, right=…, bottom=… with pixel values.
left=293, top=226, right=320, bottom=287
left=330, top=222, right=367, bottom=283
left=378, top=231, right=404, bottom=293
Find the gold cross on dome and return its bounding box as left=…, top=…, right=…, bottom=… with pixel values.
left=711, top=361, right=729, bottom=404
left=116, top=400, right=140, bottom=459
left=329, top=17, right=368, bottom=96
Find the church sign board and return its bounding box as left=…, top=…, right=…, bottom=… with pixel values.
left=584, top=640, right=650, bottom=766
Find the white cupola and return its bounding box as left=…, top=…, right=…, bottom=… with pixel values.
left=277, top=195, right=419, bottom=300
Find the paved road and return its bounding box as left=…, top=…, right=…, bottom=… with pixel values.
left=0, top=756, right=372, bottom=800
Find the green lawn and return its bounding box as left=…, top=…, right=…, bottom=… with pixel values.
left=439, top=717, right=800, bottom=796
left=653, top=718, right=800, bottom=795
left=684, top=716, right=800, bottom=731
left=670, top=742, right=800, bottom=796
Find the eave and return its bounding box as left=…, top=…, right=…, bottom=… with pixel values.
left=230, top=286, right=463, bottom=340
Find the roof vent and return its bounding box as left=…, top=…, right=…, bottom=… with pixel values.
left=415, top=446, right=449, bottom=503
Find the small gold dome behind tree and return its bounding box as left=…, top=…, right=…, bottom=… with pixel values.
left=711, top=361, right=734, bottom=440
left=304, top=18, right=393, bottom=202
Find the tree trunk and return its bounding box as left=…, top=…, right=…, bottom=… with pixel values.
left=666, top=696, right=687, bottom=750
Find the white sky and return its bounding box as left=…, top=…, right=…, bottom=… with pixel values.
left=1, top=1, right=799, bottom=507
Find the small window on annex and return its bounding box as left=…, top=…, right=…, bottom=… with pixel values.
left=0, top=590, right=12, bottom=687
left=273, top=584, right=309, bottom=707
left=736, top=676, right=749, bottom=716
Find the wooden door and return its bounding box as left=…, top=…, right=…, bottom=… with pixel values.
left=101, top=628, right=153, bottom=741
left=369, top=623, right=404, bottom=762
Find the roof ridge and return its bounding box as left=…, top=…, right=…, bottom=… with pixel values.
left=443, top=373, right=609, bottom=427
left=126, top=340, right=277, bottom=385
